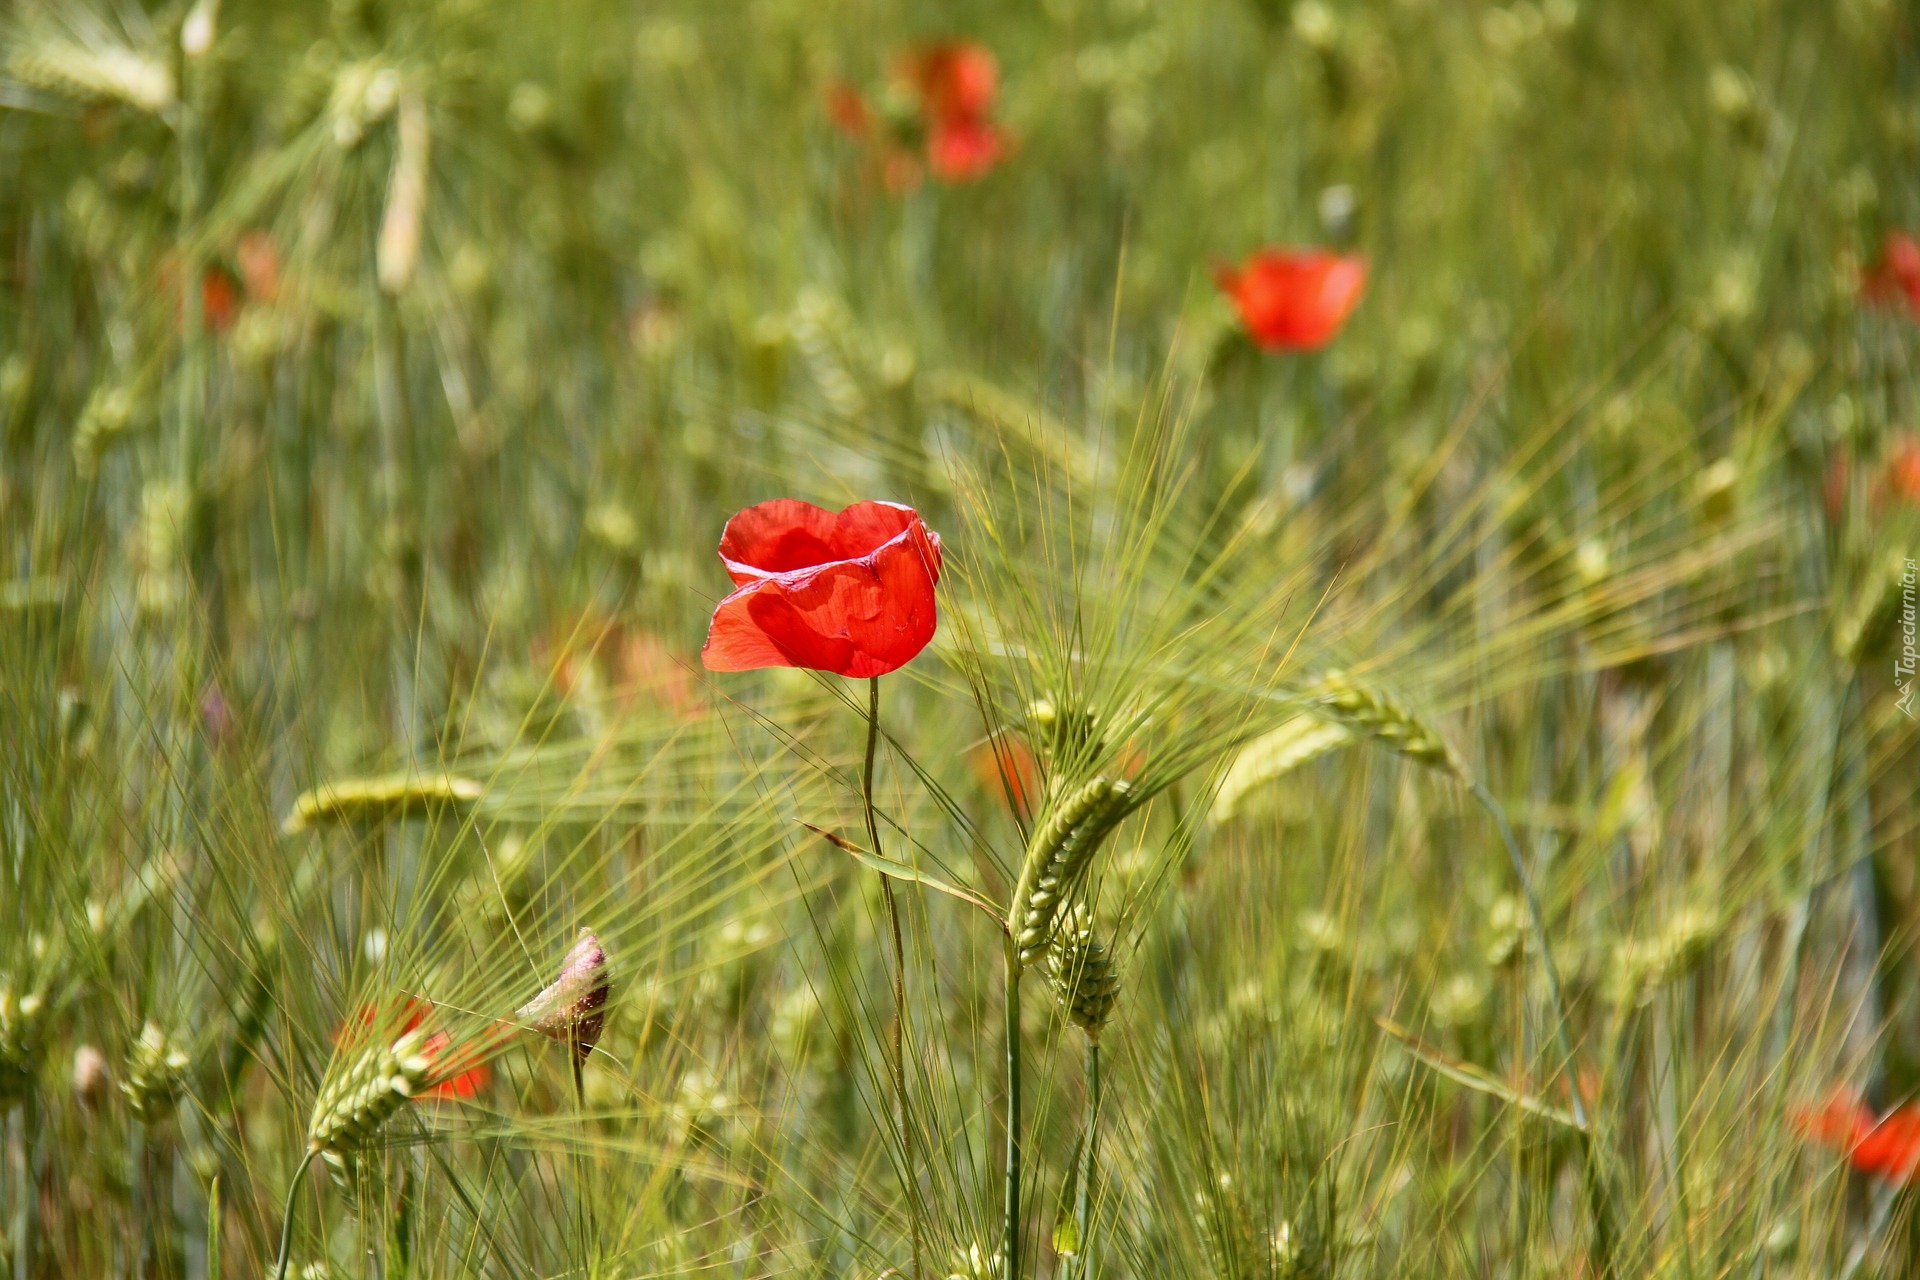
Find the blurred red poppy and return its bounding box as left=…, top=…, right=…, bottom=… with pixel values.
left=902, top=41, right=999, bottom=124
left=970, top=732, right=1039, bottom=821
left=829, top=40, right=1008, bottom=189
left=1885, top=434, right=1920, bottom=505
left=237, top=229, right=281, bottom=302
left=928, top=116, right=1008, bottom=183
left=824, top=82, right=871, bottom=139
left=1862, top=232, right=1920, bottom=316
left=340, top=997, right=493, bottom=1101
left=1795, top=1088, right=1920, bottom=1183
left=701, top=499, right=943, bottom=678
left=201, top=267, right=239, bottom=333
left=1216, top=250, right=1368, bottom=351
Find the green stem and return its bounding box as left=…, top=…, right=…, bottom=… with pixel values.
left=10, top=1097, right=33, bottom=1280
left=1470, top=780, right=1613, bottom=1277
left=270, top=1150, right=314, bottom=1280
left=1074, top=1039, right=1100, bottom=1279
left=864, top=677, right=921, bottom=1280
left=1004, top=940, right=1023, bottom=1280
left=206, top=1173, right=221, bottom=1280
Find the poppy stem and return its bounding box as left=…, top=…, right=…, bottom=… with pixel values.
left=1471, top=780, right=1614, bottom=1277
left=865, top=676, right=922, bottom=1280
left=1004, top=937, right=1023, bottom=1280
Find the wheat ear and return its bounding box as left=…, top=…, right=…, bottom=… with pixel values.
left=1007, top=777, right=1134, bottom=970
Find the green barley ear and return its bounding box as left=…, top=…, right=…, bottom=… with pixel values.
left=1046, top=904, right=1120, bottom=1040
left=282, top=773, right=484, bottom=834
left=1304, top=671, right=1466, bottom=781
left=0, top=983, right=47, bottom=1104
left=121, top=1021, right=190, bottom=1125
left=305, top=1030, right=431, bottom=1179
left=1007, top=776, right=1134, bottom=970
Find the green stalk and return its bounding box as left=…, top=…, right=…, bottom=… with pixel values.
left=269, top=1150, right=314, bottom=1280
left=10, top=1097, right=32, bottom=1280
left=1003, top=940, right=1023, bottom=1280
left=1073, top=1039, right=1100, bottom=1279
left=864, top=677, right=922, bottom=1279
left=206, top=1174, right=220, bottom=1280
left=1470, top=781, right=1613, bottom=1277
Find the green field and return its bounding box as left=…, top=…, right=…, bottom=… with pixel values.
left=3, top=0, right=1919, bottom=1276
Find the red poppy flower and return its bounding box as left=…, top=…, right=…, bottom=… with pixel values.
left=825, top=82, right=872, bottom=138
left=902, top=41, right=999, bottom=124
left=201, top=267, right=239, bottom=333
left=1885, top=434, right=1920, bottom=506
left=339, top=997, right=493, bottom=1101
left=1795, top=1088, right=1920, bottom=1183
left=237, top=229, right=281, bottom=302
left=701, top=499, right=943, bottom=678
left=928, top=117, right=1008, bottom=183
left=970, top=732, right=1039, bottom=821
left=1862, top=232, right=1920, bottom=316
left=1215, top=250, right=1367, bottom=352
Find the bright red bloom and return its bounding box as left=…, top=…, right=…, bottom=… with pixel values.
left=1795, top=1088, right=1920, bottom=1183
left=928, top=117, right=1007, bottom=183
left=340, top=997, right=493, bottom=1101
left=1862, top=232, right=1920, bottom=316
left=1216, top=250, right=1367, bottom=352
left=701, top=499, right=943, bottom=679
left=902, top=41, right=999, bottom=124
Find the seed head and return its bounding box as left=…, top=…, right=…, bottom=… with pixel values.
left=517, top=929, right=610, bottom=1062
left=0, top=984, right=47, bottom=1104
left=121, top=1021, right=190, bottom=1125
left=1046, top=903, right=1120, bottom=1039
left=306, top=1029, right=431, bottom=1165
left=1304, top=672, right=1466, bottom=780
left=1008, top=776, right=1134, bottom=969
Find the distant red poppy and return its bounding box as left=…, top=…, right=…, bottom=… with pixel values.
left=1862, top=232, right=1920, bottom=316
left=970, top=732, right=1039, bottom=820
left=236, top=230, right=281, bottom=302
left=829, top=39, right=1008, bottom=189
left=1216, top=250, right=1368, bottom=351
left=824, top=82, right=871, bottom=139
left=1885, top=434, right=1920, bottom=505
left=340, top=997, right=493, bottom=1102
left=928, top=116, right=1008, bottom=183
left=902, top=41, right=999, bottom=125
left=201, top=267, right=239, bottom=333
left=701, top=499, right=943, bottom=678
left=1795, top=1088, right=1920, bottom=1183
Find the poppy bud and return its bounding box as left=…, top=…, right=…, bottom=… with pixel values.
left=517, top=929, right=610, bottom=1063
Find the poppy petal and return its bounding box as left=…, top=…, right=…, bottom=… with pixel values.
left=718, top=499, right=931, bottom=581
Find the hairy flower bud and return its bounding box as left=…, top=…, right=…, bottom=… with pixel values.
left=517, top=929, right=610, bottom=1062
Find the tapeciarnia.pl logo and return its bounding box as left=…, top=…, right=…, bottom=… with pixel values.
left=1899, top=558, right=1917, bottom=720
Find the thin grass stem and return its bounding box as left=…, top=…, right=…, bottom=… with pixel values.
left=1004, top=938, right=1023, bottom=1280
left=865, top=676, right=922, bottom=1279
left=269, top=1150, right=314, bottom=1280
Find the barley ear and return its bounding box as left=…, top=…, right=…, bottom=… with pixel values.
left=305, top=1030, right=431, bottom=1170
left=1305, top=672, right=1466, bottom=781
left=1007, top=776, right=1134, bottom=970
left=1046, top=903, right=1120, bottom=1040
